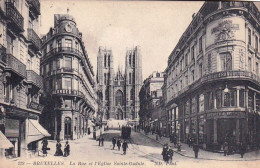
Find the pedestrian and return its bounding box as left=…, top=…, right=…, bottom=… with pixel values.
left=117, top=138, right=121, bottom=151
left=168, top=145, right=174, bottom=164
left=190, top=137, right=194, bottom=147
left=97, top=136, right=101, bottom=146
left=239, top=142, right=246, bottom=158
left=187, top=136, right=191, bottom=147
left=193, top=144, right=199, bottom=159
left=54, top=139, right=63, bottom=156
left=112, top=137, right=116, bottom=150
left=173, top=135, right=177, bottom=148
left=122, top=140, right=128, bottom=155
left=101, top=136, right=104, bottom=146
left=161, top=144, right=169, bottom=163
left=223, top=141, right=228, bottom=156
left=63, top=141, right=70, bottom=157
left=41, top=138, right=48, bottom=157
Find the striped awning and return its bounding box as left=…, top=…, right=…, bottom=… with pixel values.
left=0, top=131, right=13, bottom=149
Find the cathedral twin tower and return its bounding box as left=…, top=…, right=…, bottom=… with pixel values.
left=97, top=46, right=142, bottom=122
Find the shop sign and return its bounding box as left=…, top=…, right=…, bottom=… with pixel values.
left=207, top=111, right=245, bottom=118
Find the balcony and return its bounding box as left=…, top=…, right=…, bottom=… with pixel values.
left=175, top=70, right=260, bottom=99
left=5, top=2, right=24, bottom=32
left=0, top=45, right=6, bottom=65
left=5, top=54, right=26, bottom=78
left=26, top=70, right=43, bottom=89
left=28, top=28, right=41, bottom=51
left=27, top=101, right=44, bottom=113
left=27, top=0, right=40, bottom=16
left=52, top=89, right=85, bottom=98
left=44, top=47, right=84, bottom=60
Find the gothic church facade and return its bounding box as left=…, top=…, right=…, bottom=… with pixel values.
left=97, top=46, right=142, bottom=122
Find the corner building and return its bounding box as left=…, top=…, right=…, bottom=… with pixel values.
left=165, top=2, right=260, bottom=151
left=96, top=46, right=142, bottom=123
left=40, top=14, right=97, bottom=140
left=0, top=0, right=50, bottom=158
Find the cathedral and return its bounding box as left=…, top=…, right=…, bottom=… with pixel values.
left=96, top=46, right=142, bottom=122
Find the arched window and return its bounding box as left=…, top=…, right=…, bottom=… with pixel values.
left=156, top=72, right=160, bottom=77
left=115, top=90, right=123, bottom=106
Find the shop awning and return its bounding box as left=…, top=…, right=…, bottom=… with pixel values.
left=0, top=131, right=13, bottom=149
left=27, top=119, right=51, bottom=144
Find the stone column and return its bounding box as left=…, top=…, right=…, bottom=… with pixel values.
left=237, top=88, right=240, bottom=107
left=236, top=119, right=240, bottom=143
left=60, top=112, right=64, bottom=140
left=213, top=118, right=218, bottom=144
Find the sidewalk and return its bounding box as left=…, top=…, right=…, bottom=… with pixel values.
left=138, top=130, right=260, bottom=161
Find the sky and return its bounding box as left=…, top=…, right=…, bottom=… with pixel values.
left=40, top=0, right=204, bottom=80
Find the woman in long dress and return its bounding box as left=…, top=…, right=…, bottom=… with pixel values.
left=54, top=140, right=63, bottom=156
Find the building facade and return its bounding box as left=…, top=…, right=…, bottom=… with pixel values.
left=164, top=2, right=260, bottom=151
left=96, top=46, right=142, bottom=124
left=0, top=0, right=50, bottom=158
left=40, top=14, right=97, bottom=141
left=139, top=72, right=166, bottom=134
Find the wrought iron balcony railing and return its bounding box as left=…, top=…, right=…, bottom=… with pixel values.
left=26, top=70, right=43, bottom=89
left=27, top=0, right=40, bottom=15
left=5, top=2, right=24, bottom=32
left=28, top=28, right=41, bottom=50
left=5, top=54, right=26, bottom=78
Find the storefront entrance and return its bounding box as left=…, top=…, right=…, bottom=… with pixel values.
left=64, top=117, right=72, bottom=139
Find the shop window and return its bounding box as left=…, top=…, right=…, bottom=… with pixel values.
left=224, top=89, right=236, bottom=107
left=239, top=89, right=245, bottom=107
left=248, top=90, right=254, bottom=110
left=216, top=90, right=222, bottom=109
